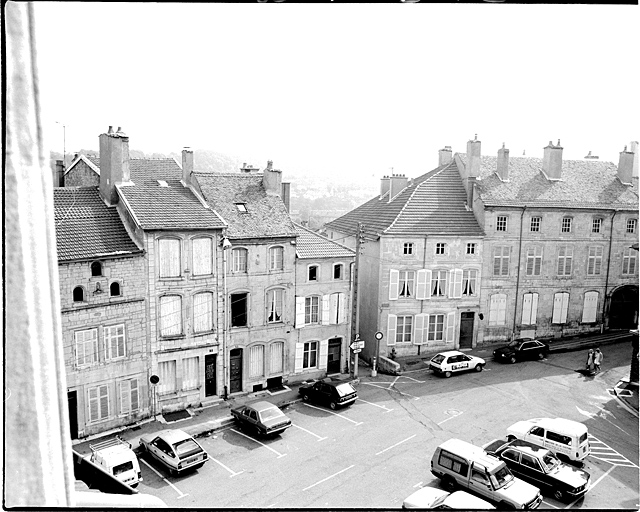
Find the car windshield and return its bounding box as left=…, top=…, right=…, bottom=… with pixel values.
left=259, top=407, right=285, bottom=421
left=490, top=466, right=514, bottom=488
left=431, top=354, right=445, bottom=364
left=507, top=340, right=520, bottom=348
left=112, top=461, right=134, bottom=476
left=541, top=452, right=560, bottom=472
left=173, top=438, right=201, bottom=459
left=335, top=383, right=356, bottom=397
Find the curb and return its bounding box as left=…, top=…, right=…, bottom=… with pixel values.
left=612, top=380, right=639, bottom=419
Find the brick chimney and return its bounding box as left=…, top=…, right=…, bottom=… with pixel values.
left=53, top=159, right=64, bottom=187
left=630, top=141, right=639, bottom=179
left=182, top=147, right=193, bottom=184
left=380, top=176, right=390, bottom=199
left=617, top=145, right=635, bottom=185
left=542, top=139, right=563, bottom=180
left=496, top=143, right=510, bottom=181
left=262, top=160, right=282, bottom=196
left=99, top=126, right=130, bottom=205
left=389, top=174, right=408, bottom=202
left=439, top=146, right=452, bottom=167
left=466, top=134, right=481, bottom=178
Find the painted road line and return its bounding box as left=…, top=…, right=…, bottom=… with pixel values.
left=541, top=499, right=559, bottom=509
left=302, top=402, right=363, bottom=425
left=413, top=482, right=423, bottom=488
left=376, top=434, right=417, bottom=456
left=397, top=376, right=426, bottom=383
left=357, top=398, right=393, bottom=412
left=230, top=428, right=287, bottom=458
left=362, top=382, right=420, bottom=400
left=209, top=455, right=244, bottom=477
left=140, top=458, right=188, bottom=499
left=588, top=434, right=639, bottom=468
left=302, top=464, right=355, bottom=491
left=438, top=411, right=464, bottom=425
left=564, top=465, right=615, bottom=509
left=291, top=423, right=327, bottom=441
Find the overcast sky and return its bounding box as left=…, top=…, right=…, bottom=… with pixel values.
left=34, top=2, right=639, bottom=180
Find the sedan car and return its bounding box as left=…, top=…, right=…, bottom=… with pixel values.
left=493, top=339, right=549, bottom=364
left=298, top=379, right=357, bottom=409
left=483, top=439, right=590, bottom=502
left=230, top=401, right=292, bottom=437
left=139, top=429, right=208, bottom=476
left=429, top=351, right=485, bottom=378
left=403, top=487, right=495, bottom=509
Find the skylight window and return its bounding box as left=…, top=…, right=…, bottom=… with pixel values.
left=157, top=180, right=169, bottom=187
left=236, top=203, right=248, bottom=213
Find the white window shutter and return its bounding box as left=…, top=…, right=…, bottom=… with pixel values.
left=530, top=293, right=539, bottom=324
left=329, top=294, right=339, bottom=325
left=446, top=312, right=456, bottom=342
left=416, top=270, right=428, bottom=299
left=318, top=339, right=329, bottom=370
left=387, top=314, right=397, bottom=346
left=560, top=293, right=569, bottom=323
left=120, top=381, right=130, bottom=414
left=295, top=297, right=305, bottom=328
left=414, top=314, right=426, bottom=345
left=449, top=270, right=455, bottom=297
left=294, top=343, right=304, bottom=373
left=498, top=295, right=507, bottom=325
left=552, top=293, right=563, bottom=323
left=522, top=294, right=532, bottom=325
left=582, top=291, right=598, bottom=323
left=389, top=269, right=399, bottom=301
left=453, top=269, right=463, bottom=298
left=322, top=295, right=331, bottom=325
left=337, top=293, right=347, bottom=324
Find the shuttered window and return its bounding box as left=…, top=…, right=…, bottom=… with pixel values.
left=552, top=292, right=570, bottom=324
left=322, top=295, right=331, bottom=325
left=446, top=312, right=455, bottom=342
left=396, top=316, right=413, bottom=343
left=521, top=293, right=539, bottom=325
left=389, top=269, right=399, bottom=300
left=489, top=294, right=507, bottom=325
left=267, top=289, right=284, bottom=323
left=387, top=314, right=397, bottom=346
left=160, top=295, right=182, bottom=336
left=557, top=246, right=573, bottom=276
left=416, top=269, right=431, bottom=299
left=158, top=360, right=177, bottom=394
left=462, top=270, right=477, bottom=296
left=427, top=314, right=445, bottom=342
left=493, top=246, right=510, bottom=276
left=587, top=246, right=603, bottom=275
left=449, top=269, right=463, bottom=298
left=399, top=271, right=415, bottom=297
left=249, top=346, right=265, bottom=378
left=303, top=341, right=318, bottom=369
left=525, top=246, right=543, bottom=276
left=327, top=292, right=347, bottom=324
left=414, top=313, right=427, bottom=345
left=193, top=292, right=213, bottom=333
left=270, top=342, right=284, bottom=374
left=431, top=270, right=447, bottom=297
left=119, top=379, right=139, bottom=414
left=158, top=238, right=181, bottom=277
left=581, top=291, right=598, bottom=323
left=88, top=385, right=109, bottom=422
left=182, top=357, right=200, bottom=389
left=75, top=328, right=98, bottom=367
left=192, top=237, right=213, bottom=276
left=104, top=324, right=126, bottom=360
left=295, top=297, right=306, bottom=328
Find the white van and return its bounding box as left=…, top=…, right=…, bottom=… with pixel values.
left=506, top=418, right=590, bottom=463
left=88, top=436, right=142, bottom=487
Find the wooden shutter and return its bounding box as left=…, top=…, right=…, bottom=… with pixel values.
left=389, top=269, right=399, bottom=300
left=450, top=269, right=463, bottom=298
left=329, top=294, right=339, bottom=325
left=522, top=293, right=532, bottom=325
left=270, top=342, right=284, bottom=374
left=192, top=237, right=212, bottom=276
left=322, top=295, right=331, bottom=325
left=295, top=297, right=305, bottom=328
left=99, top=385, right=109, bottom=420
left=530, top=293, right=539, bottom=324
left=337, top=293, right=347, bottom=324
left=193, top=292, right=213, bottom=333
left=318, top=339, right=329, bottom=370
left=489, top=294, right=506, bottom=325
left=120, top=380, right=130, bottom=414
left=387, top=314, right=397, bottom=346
left=560, top=293, right=569, bottom=323
left=416, top=269, right=430, bottom=299
left=582, top=291, right=598, bottom=323
left=249, top=345, right=264, bottom=378
left=414, top=313, right=426, bottom=345
left=498, top=295, right=507, bottom=324
left=294, top=343, right=304, bottom=373
left=446, top=312, right=455, bottom=342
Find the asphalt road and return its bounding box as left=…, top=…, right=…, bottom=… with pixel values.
left=136, top=341, right=639, bottom=509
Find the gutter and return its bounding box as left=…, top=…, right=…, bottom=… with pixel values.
left=602, top=209, right=618, bottom=331
left=512, top=206, right=526, bottom=339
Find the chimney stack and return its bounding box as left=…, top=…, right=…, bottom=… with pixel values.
left=542, top=139, right=563, bottom=180
left=438, top=146, right=453, bottom=167
left=630, top=141, right=639, bottom=178
left=262, top=160, right=282, bottom=197
left=380, top=176, right=390, bottom=198
left=388, top=174, right=409, bottom=202
left=182, top=147, right=194, bottom=184
left=240, top=163, right=259, bottom=173
left=99, top=126, right=130, bottom=205
left=53, top=159, right=65, bottom=187
left=496, top=143, right=510, bottom=181
left=617, top=145, right=635, bottom=185
left=466, top=134, right=481, bottom=178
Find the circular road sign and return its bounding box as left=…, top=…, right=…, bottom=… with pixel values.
left=374, top=331, right=384, bottom=340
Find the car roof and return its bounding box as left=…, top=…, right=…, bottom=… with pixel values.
left=503, top=440, right=553, bottom=457
left=158, top=429, right=194, bottom=444
left=249, top=401, right=281, bottom=412
left=435, top=350, right=464, bottom=357
left=528, top=417, right=588, bottom=433
left=439, top=439, right=503, bottom=470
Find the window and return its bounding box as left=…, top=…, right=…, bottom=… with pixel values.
left=193, top=292, right=214, bottom=333
left=305, top=296, right=319, bottom=324
left=333, top=263, right=343, bottom=280
left=525, top=246, right=543, bottom=276
left=399, top=271, right=415, bottom=298
left=109, top=282, right=121, bottom=297
left=627, top=219, right=637, bottom=234
left=232, top=248, right=248, bottom=273
left=158, top=238, right=181, bottom=277
left=427, top=314, right=445, bottom=342
left=104, top=324, right=125, bottom=360
left=552, top=292, right=570, bottom=324
left=438, top=452, right=469, bottom=476
left=546, top=431, right=571, bottom=445
left=119, top=378, right=139, bottom=414
left=269, top=246, right=284, bottom=271
left=496, top=216, right=508, bottom=231
left=308, top=265, right=318, bottom=281
left=502, top=450, right=520, bottom=463
left=592, top=218, right=602, bottom=233
left=462, top=270, right=477, bottom=296
left=267, top=289, right=284, bottom=323
left=489, top=294, right=507, bottom=325
left=587, top=246, right=603, bottom=275
left=303, top=341, right=318, bottom=369
left=466, top=243, right=476, bottom=255
left=561, top=217, right=572, bottom=233
left=329, top=293, right=346, bottom=324
left=75, top=328, right=98, bottom=366
left=230, top=292, right=248, bottom=327
left=557, top=245, right=573, bottom=276
left=396, top=316, right=413, bottom=343
left=622, top=248, right=637, bottom=275
left=235, top=203, right=247, bottom=213
left=159, top=295, right=182, bottom=336
left=431, top=270, right=447, bottom=297
left=192, top=237, right=213, bottom=276
left=158, top=360, right=177, bottom=394
left=530, top=426, right=544, bottom=437
left=88, top=385, right=109, bottom=422
left=249, top=345, right=265, bottom=378
left=403, top=243, right=414, bottom=255
left=521, top=293, right=539, bottom=325
left=435, top=243, right=446, bottom=255
left=582, top=291, right=598, bottom=323
left=530, top=216, right=541, bottom=232
left=182, top=357, right=200, bottom=389
left=521, top=454, right=542, bottom=471
left=471, top=468, right=490, bottom=484
left=73, top=286, right=85, bottom=302
left=493, top=246, right=510, bottom=276
left=91, top=261, right=102, bottom=276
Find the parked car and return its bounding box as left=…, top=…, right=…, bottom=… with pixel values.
left=230, top=401, right=292, bottom=437
left=483, top=438, right=590, bottom=502
left=87, top=436, right=142, bottom=487
left=403, top=487, right=495, bottom=509
left=430, top=351, right=486, bottom=378
left=493, top=339, right=549, bottom=364
left=298, top=379, right=357, bottom=409
left=139, top=429, right=208, bottom=476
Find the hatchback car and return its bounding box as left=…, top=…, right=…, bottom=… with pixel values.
left=429, top=351, right=485, bottom=378
left=403, top=487, right=495, bottom=509
left=230, top=401, right=292, bottom=437
left=298, top=379, right=357, bottom=409
left=493, top=339, right=549, bottom=364
left=139, top=429, right=208, bottom=476
left=483, top=438, right=590, bottom=502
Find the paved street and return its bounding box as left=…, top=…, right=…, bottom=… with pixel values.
left=136, top=342, right=639, bottom=508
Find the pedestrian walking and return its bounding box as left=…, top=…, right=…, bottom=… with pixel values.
left=586, top=349, right=595, bottom=376
left=594, top=348, right=603, bottom=374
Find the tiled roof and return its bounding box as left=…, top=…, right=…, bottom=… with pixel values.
left=325, top=162, right=484, bottom=238
left=294, top=224, right=355, bottom=259
left=194, top=172, right=297, bottom=239
left=53, top=187, right=142, bottom=262
left=458, top=154, right=639, bottom=210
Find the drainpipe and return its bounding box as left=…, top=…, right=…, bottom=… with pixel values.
left=602, top=210, right=618, bottom=332
left=222, top=234, right=231, bottom=399
left=418, top=235, right=428, bottom=355
left=512, top=206, right=526, bottom=340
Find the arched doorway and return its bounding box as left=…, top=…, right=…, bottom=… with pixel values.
left=609, top=285, right=639, bottom=329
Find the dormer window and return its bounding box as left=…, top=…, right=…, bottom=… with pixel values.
left=236, top=203, right=248, bottom=213
left=157, top=180, right=169, bottom=187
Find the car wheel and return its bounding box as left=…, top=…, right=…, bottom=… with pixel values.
left=475, top=364, right=483, bottom=372
left=509, top=356, right=517, bottom=364
left=329, top=401, right=337, bottom=410
left=500, top=501, right=516, bottom=510
left=302, top=393, right=310, bottom=402
left=444, top=371, right=452, bottom=378
left=553, top=489, right=564, bottom=501
left=442, top=476, right=456, bottom=492
left=538, top=352, right=546, bottom=360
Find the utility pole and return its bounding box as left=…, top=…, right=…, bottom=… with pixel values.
left=351, top=223, right=365, bottom=380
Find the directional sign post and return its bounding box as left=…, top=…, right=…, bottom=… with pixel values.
left=351, top=335, right=365, bottom=379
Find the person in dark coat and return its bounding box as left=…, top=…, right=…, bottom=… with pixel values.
left=586, top=349, right=595, bottom=375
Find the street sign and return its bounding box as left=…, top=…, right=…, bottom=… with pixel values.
left=350, top=340, right=365, bottom=350
left=352, top=348, right=362, bottom=354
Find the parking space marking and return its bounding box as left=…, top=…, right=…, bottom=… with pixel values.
left=302, top=464, right=355, bottom=491
left=362, top=382, right=420, bottom=400
left=541, top=499, right=559, bottom=509
left=139, top=458, right=189, bottom=498
left=564, top=465, right=615, bottom=509
left=208, top=455, right=245, bottom=477
left=376, top=434, right=417, bottom=456
left=588, top=434, right=639, bottom=468
left=291, top=423, right=327, bottom=441
left=413, top=481, right=423, bottom=488
left=230, top=428, right=287, bottom=458
left=437, top=410, right=464, bottom=425
left=356, top=398, right=393, bottom=413
left=302, top=402, right=363, bottom=425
